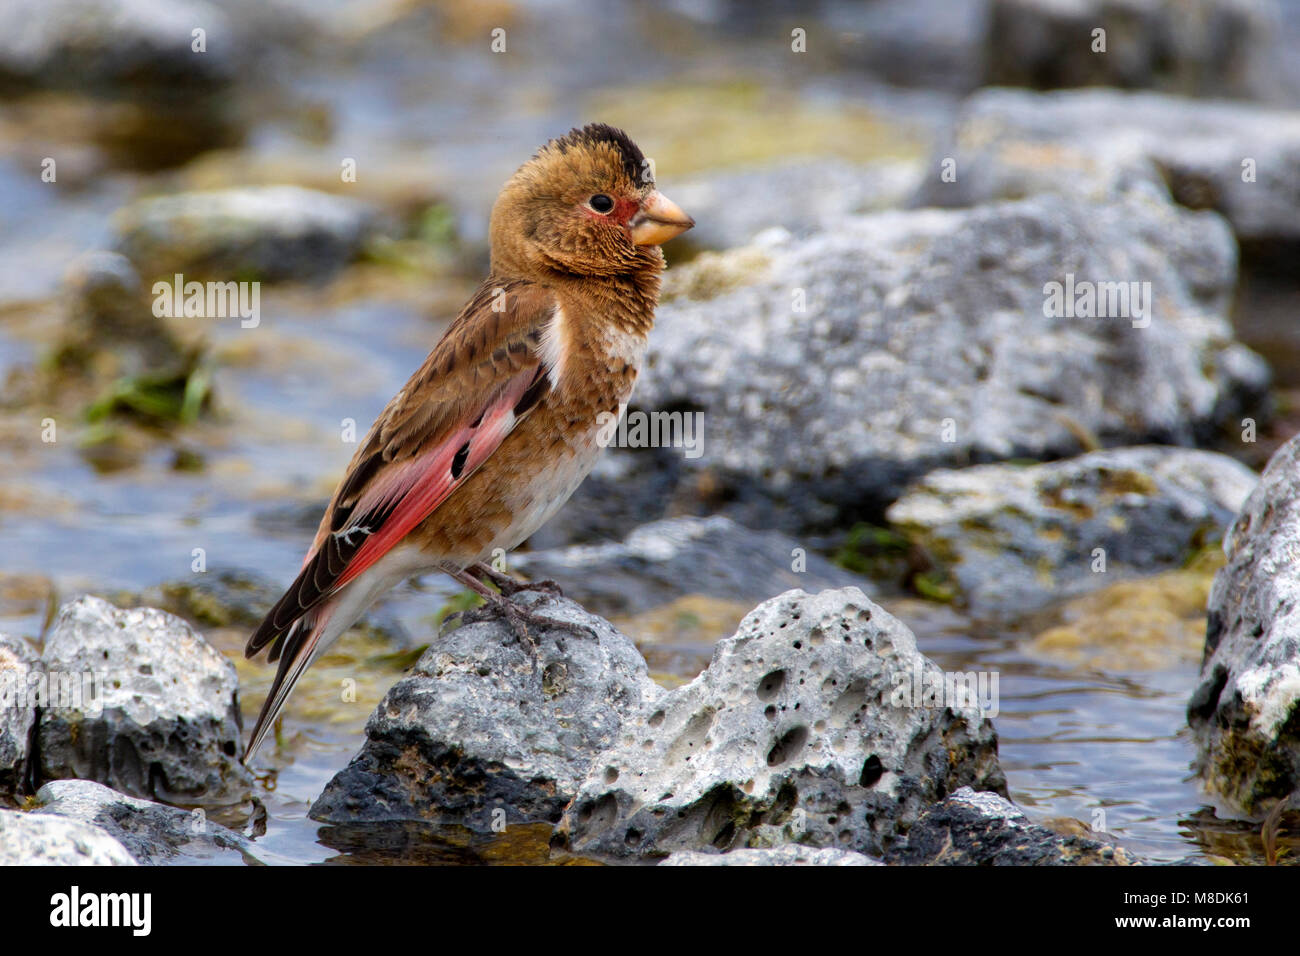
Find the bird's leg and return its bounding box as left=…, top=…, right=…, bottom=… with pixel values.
left=469, top=561, right=564, bottom=597
left=444, top=567, right=595, bottom=660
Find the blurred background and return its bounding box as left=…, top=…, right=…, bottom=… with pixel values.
left=1, top=0, right=1298, bottom=864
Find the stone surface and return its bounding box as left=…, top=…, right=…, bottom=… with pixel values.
left=1189, top=432, right=1300, bottom=816
left=885, top=786, right=1133, bottom=865
left=0, top=0, right=238, bottom=93
left=37, top=595, right=250, bottom=806
left=913, top=88, right=1300, bottom=253
left=887, top=446, right=1257, bottom=616
left=0, top=807, right=135, bottom=865
left=659, top=845, right=883, bottom=866
left=556, top=588, right=1006, bottom=860
left=635, top=190, right=1266, bottom=534
left=113, top=185, right=379, bottom=282
left=515, top=516, right=867, bottom=618
left=984, top=0, right=1285, bottom=101
left=671, top=159, right=921, bottom=251
left=32, top=778, right=263, bottom=865
left=0, top=634, right=38, bottom=792
left=310, top=592, right=662, bottom=830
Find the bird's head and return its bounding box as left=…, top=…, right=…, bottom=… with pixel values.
left=489, top=123, right=694, bottom=279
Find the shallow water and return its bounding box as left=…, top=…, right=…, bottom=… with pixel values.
left=0, top=2, right=1294, bottom=865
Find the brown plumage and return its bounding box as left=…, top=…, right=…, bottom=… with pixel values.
left=242, top=124, right=693, bottom=760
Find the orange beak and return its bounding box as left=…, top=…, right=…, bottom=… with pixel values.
left=630, top=190, right=694, bottom=246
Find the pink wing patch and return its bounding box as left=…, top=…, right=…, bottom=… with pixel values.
left=332, top=370, right=537, bottom=589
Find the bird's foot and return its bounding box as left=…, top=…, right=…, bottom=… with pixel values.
left=470, top=562, right=564, bottom=598
left=454, top=594, right=597, bottom=671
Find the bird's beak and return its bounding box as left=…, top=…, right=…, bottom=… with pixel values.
left=630, top=190, right=694, bottom=246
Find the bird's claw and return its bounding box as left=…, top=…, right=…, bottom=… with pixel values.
left=471, top=563, right=564, bottom=598
left=454, top=595, right=596, bottom=675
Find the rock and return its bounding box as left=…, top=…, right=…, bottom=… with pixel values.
left=884, top=786, right=1133, bottom=865
left=514, top=516, right=867, bottom=618
left=32, top=779, right=264, bottom=865
left=0, top=808, right=135, bottom=865
left=0, top=635, right=38, bottom=792
left=310, top=592, right=662, bottom=830
left=113, top=186, right=380, bottom=282
left=1027, top=561, right=1220, bottom=670
left=671, top=159, right=922, bottom=251
left=1189, top=432, right=1300, bottom=816
left=556, top=588, right=1006, bottom=860
left=0, top=0, right=239, bottom=94
left=913, top=88, right=1300, bottom=257
left=984, top=0, right=1285, bottom=102
left=58, top=251, right=188, bottom=377
left=887, top=446, right=1257, bottom=616
left=636, top=191, right=1267, bottom=534
left=37, top=595, right=250, bottom=806
left=659, top=845, right=883, bottom=866
left=819, top=0, right=989, bottom=91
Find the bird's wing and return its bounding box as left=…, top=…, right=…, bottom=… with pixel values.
left=241, top=279, right=558, bottom=752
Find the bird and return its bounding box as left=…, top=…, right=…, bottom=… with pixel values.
left=241, top=123, right=694, bottom=761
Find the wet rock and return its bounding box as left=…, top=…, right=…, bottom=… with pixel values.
left=1189, top=432, right=1300, bottom=816
left=0, top=635, right=38, bottom=792
left=310, top=592, right=662, bottom=831
left=984, top=0, right=1285, bottom=101
left=884, top=786, right=1133, bottom=865
left=1027, top=561, right=1220, bottom=670
left=913, top=88, right=1300, bottom=256
left=58, top=251, right=188, bottom=378
left=37, top=595, right=250, bottom=807
left=514, top=516, right=866, bottom=619
left=887, top=446, right=1257, bottom=616
left=659, top=845, right=883, bottom=866
left=672, top=159, right=922, bottom=251
left=0, top=808, right=135, bottom=865
left=637, top=191, right=1267, bottom=534
left=32, top=779, right=264, bottom=865
left=0, top=0, right=238, bottom=94
left=556, top=588, right=1006, bottom=860
left=113, top=186, right=380, bottom=282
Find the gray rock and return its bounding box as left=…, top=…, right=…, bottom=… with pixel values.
left=672, top=159, right=922, bottom=251
left=32, top=779, right=263, bottom=865
left=820, top=0, right=989, bottom=91
left=556, top=588, right=1006, bottom=860
left=636, top=191, right=1266, bottom=534
left=885, top=786, right=1133, bottom=865
left=913, top=88, right=1300, bottom=252
left=0, top=635, right=38, bottom=792
left=984, top=0, right=1285, bottom=102
left=659, top=845, right=883, bottom=866
left=0, top=0, right=238, bottom=93
left=37, top=595, right=250, bottom=806
left=0, top=807, right=135, bottom=865
left=515, top=516, right=867, bottom=618
left=310, top=593, right=662, bottom=830
left=59, top=251, right=188, bottom=378
left=887, top=446, right=1258, bottom=615
left=1189, top=432, right=1300, bottom=816
left=113, top=186, right=380, bottom=282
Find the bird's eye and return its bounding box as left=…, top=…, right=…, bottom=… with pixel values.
left=588, top=194, right=615, bottom=214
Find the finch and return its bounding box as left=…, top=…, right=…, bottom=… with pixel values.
left=242, top=124, right=693, bottom=760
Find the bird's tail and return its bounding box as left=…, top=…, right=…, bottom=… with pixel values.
left=243, top=599, right=339, bottom=762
